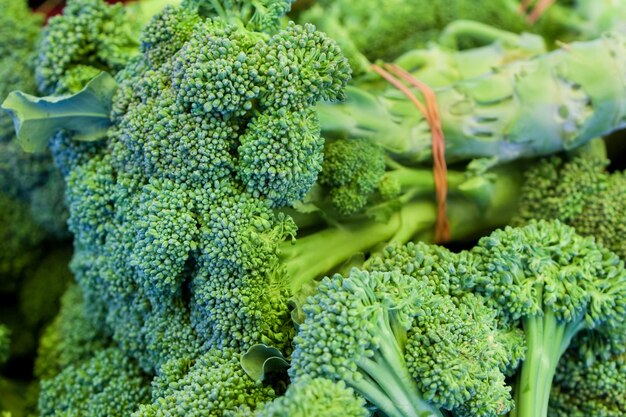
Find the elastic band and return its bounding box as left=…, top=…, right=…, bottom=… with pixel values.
left=371, top=64, right=450, bottom=243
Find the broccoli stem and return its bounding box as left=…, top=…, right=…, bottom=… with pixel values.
left=513, top=306, right=587, bottom=417
left=319, top=34, right=626, bottom=164
left=283, top=201, right=436, bottom=293
left=350, top=310, right=443, bottom=417
left=438, top=20, right=525, bottom=50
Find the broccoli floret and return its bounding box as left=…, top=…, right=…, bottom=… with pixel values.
left=52, top=0, right=350, bottom=372
left=318, top=138, right=386, bottom=216
left=35, top=0, right=150, bottom=95
left=255, top=377, right=369, bottom=417
left=549, top=329, right=626, bottom=417
left=35, top=284, right=110, bottom=380
left=290, top=267, right=517, bottom=417
left=38, top=347, right=151, bottom=417
left=133, top=348, right=275, bottom=416
left=470, top=220, right=626, bottom=417
left=513, top=154, right=626, bottom=259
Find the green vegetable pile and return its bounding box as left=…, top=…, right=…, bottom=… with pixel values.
left=0, top=0, right=625, bottom=416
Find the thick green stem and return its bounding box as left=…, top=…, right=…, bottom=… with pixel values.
left=350, top=375, right=406, bottom=417
left=283, top=201, right=436, bottom=293
left=515, top=309, right=583, bottom=417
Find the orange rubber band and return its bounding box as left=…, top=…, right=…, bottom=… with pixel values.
left=371, top=64, right=450, bottom=243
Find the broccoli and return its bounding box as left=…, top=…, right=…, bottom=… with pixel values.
left=35, top=0, right=180, bottom=95
left=470, top=220, right=626, bottom=417
left=0, top=0, right=68, bottom=283
left=132, top=348, right=276, bottom=416
left=549, top=328, right=626, bottom=417
left=290, top=266, right=520, bottom=417
left=254, top=377, right=369, bottom=417
left=513, top=153, right=626, bottom=259
left=318, top=34, right=626, bottom=165
left=35, top=284, right=109, bottom=380
left=25, top=0, right=350, bottom=375
left=38, top=347, right=152, bottom=417
left=299, top=0, right=528, bottom=69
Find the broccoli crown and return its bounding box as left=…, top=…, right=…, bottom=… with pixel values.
left=513, top=154, right=626, bottom=259
left=291, top=266, right=516, bottom=417
left=256, top=377, right=369, bottom=417
left=38, top=347, right=151, bottom=417
left=63, top=1, right=349, bottom=371
left=470, top=220, right=626, bottom=417
left=0, top=324, right=9, bottom=365
left=365, top=243, right=524, bottom=416
left=35, top=0, right=143, bottom=95
left=319, top=138, right=386, bottom=216
left=133, top=348, right=275, bottom=417
left=471, top=220, right=626, bottom=328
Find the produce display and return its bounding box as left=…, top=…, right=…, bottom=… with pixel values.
left=0, top=0, right=624, bottom=416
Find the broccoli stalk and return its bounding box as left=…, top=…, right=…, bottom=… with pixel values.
left=318, top=34, right=626, bottom=165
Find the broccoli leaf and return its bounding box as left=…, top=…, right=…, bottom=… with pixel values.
left=1, top=72, right=117, bottom=152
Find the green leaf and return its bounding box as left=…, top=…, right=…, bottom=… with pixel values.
left=241, top=344, right=289, bottom=383
left=1, top=72, right=118, bottom=152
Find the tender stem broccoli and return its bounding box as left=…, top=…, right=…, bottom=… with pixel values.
left=318, top=34, right=626, bottom=165
left=470, top=220, right=626, bottom=417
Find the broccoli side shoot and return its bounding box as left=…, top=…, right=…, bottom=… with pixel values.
left=133, top=348, right=275, bottom=416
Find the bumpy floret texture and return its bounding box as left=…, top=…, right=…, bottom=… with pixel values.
left=63, top=2, right=349, bottom=373
left=549, top=329, right=626, bottom=417
left=291, top=266, right=517, bottom=417
left=35, top=0, right=142, bottom=95
left=132, top=349, right=275, bottom=417
left=0, top=0, right=69, bottom=281
left=319, top=138, right=386, bottom=216
left=471, top=220, right=626, bottom=328
left=256, top=377, right=369, bottom=417
left=39, top=347, right=151, bottom=417
left=35, top=284, right=109, bottom=380
left=513, top=155, right=626, bottom=259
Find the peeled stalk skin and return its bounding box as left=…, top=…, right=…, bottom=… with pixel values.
left=319, top=34, right=626, bottom=164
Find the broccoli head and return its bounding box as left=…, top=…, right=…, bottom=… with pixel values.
left=290, top=266, right=518, bottom=417
left=470, top=220, right=626, bottom=417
